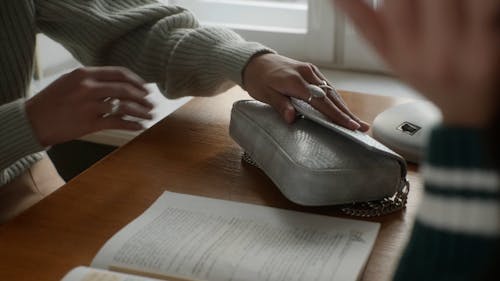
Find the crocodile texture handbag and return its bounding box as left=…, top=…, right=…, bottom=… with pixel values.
left=229, top=99, right=409, bottom=217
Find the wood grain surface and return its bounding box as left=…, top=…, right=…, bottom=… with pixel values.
left=0, top=87, right=420, bottom=281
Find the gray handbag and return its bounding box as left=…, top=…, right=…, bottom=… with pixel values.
left=229, top=99, right=409, bottom=217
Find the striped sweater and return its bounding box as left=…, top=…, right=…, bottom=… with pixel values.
left=0, top=0, right=271, bottom=185
left=394, top=127, right=500, bottom=280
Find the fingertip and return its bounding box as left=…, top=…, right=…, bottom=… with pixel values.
left=137, top=76, right=147, bottom=85
left=137, top=87, right=149, bottom=97
left=284, top=105, right=297, bottom=124
left=137, top=97, right=154, bottom=109
left=359, top=121, right=371, bottom=132
left=348, top=120, right=361, bottom=131
left=132, top=122, right=145, bottom=131
left=145, top=100, right=154, bottom=109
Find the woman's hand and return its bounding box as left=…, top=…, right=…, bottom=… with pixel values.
left=334, top=0, right=500, bottom=127
left=25, top=67, right=154, bottom=147
left=242, top=53, right=370, bottom=132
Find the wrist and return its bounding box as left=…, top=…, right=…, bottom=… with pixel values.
left=24, top=98, right=50, bottom=147
left=0, top=99, right=46, bottom=158
left=242, top=52, right=275, bottom=90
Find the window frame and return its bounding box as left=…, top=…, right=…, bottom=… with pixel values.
left=169, top=0, right=336, bottom=64
left=169, top=0, right=385, bottom=71
left=37, top=0, right=384, bottom=78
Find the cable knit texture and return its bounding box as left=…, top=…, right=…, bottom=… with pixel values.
left=0, top=0, right=273, bottom=186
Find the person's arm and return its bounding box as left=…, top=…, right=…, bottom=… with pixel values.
left=0, top=66, right=154, bottom=174
left=0, top=100, right=45, bottom=173
left=35, top=0, right=271, bottom=99
left=35, top=0, right=369, bottom=131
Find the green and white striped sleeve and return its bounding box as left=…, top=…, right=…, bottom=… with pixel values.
left=393, top=126, right=500, bottom=281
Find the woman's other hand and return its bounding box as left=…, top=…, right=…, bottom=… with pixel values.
left=242, top=53, right=370, bottom=132
left=25, top=67, right=154, bottom=147
left=334, top=0, right=500, bottom=128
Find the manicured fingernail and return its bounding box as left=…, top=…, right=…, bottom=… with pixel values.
left=144, top=100, right=154, bottom=108
left=285, top=106, right=296, bottom=123
left=348, top=120, right=361, bottom=130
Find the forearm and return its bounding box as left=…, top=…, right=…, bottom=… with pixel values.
left=104, top=23, right=272, bottom=98
left=35, top=0, right=273, bottom=98
left=0, top=100, right=45, bottom=173
left=393, top=126, right=500, bottom=280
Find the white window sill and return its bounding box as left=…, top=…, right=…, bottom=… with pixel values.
left=321, top=69, right=422, bottom=100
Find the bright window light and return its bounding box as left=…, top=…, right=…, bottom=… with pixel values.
left=169, top=0, right=385, bottom=71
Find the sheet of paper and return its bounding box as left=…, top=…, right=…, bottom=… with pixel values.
left=92, top=192, right=380, bottom=281
left=61, top=266, right=162, bottom=281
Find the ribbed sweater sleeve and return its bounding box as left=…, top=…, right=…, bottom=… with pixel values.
left=393, top=126, right=500, bottom=281
left=34, top=0, right=274, bottom=98
left=0, top=99, right=45, bottom=174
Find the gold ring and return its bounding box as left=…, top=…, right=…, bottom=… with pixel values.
left=102, top=98, right=120, bottom=118
left=318, top=80, right=334, bottom=91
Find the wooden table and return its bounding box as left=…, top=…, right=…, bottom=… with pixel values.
left=0, top=87, right=422, bottom=281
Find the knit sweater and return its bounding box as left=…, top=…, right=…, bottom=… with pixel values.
left=393, top=127, right=500, bottom=280
left=0, top=0, right=272, bottom=185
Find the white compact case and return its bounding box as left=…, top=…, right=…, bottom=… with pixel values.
left=372, top=101, right=442, bottom=163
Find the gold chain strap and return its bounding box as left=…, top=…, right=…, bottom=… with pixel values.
left=242, top=152, right=259, bottom=167
left=340, top=180, right=409, bottom=217
left=242, top=152, right=409, bottom=217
